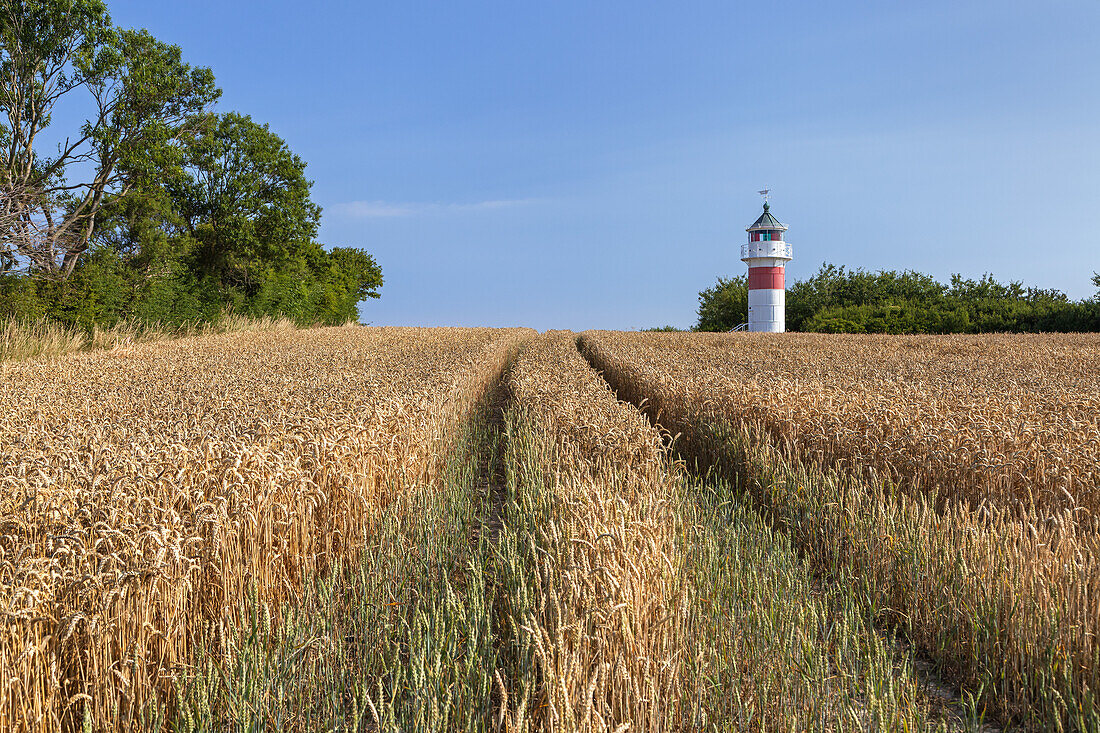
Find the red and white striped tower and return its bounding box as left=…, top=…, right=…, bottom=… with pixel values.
left=742, top=190, right=793, bottom=332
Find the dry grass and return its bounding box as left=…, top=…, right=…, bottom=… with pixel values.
left=0, top=313, right=302, bottom=364
left=0, top=325, right=530, bottom=731
left=580, top=330, right=1100, bottom=730
left=0, top=317, right=86, bottom=362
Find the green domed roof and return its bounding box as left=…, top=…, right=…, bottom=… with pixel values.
left=746, top=202, right=788, bottom=231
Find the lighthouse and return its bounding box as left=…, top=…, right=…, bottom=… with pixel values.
left=742, top=191, right=793, bottom=332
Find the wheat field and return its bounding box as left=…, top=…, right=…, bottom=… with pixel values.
left=0, top=326, right=529, bottom=730
left=580, top=332, right=1100, bottom=514
left=580, top=331, right=1100, bottom=731
left=2, top=328, right=1098, bottom=731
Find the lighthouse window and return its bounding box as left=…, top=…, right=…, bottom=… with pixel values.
left=762, top=231, right=772, bottom=241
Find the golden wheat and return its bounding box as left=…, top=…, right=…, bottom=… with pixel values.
left=581, top=331, right=1100, bottom=515
left=9, top=326, right=1094, bottom=731
left=505, top=332, right=686, bottom=731
left=579, top=330, right=1100, bottom=730
left=509, top=334, right=950, bottom=731
left=0, top=325, right=529, bottom=731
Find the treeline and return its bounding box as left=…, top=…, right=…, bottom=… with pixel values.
left=696, top=264, right=1100, bottom=333
left=1, top=0, right=381, bottom=331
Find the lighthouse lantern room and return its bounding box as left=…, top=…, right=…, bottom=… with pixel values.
left=742, top=190, right=793, bottom=332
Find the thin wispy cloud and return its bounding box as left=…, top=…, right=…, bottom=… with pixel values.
left=330, top=198, right=538, bottom=218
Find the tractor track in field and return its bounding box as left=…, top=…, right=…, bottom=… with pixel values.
left=574, top=335, right=1005, bottom=733
left=466, top=333, right=1004, bottom=730
left=467, top=341, right=521, bottom=551
left=476, top=374, right=511, bottom=547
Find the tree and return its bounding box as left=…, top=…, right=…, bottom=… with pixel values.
left=695, top=276, right=748, bottom=332
left=1, top=1, right=383, bottom=329
left=1093, top=272, right=1100, bottom=296
left=149, top=111, right=382, bottom=324
left=0, top=0, right=218, bottom=279
left=327, top=247, right=382, bottom=303
left=168, top=112, right=320, bottom=293
left=695, top=263, right=1097, bottom=334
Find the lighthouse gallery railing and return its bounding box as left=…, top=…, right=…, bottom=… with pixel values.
left=741, top=242, right=793, bottom=259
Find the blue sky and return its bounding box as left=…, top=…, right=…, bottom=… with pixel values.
left=109, top=1, right=1100, bottom=329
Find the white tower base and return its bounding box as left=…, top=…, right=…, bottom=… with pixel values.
left=748, top=288, right=785, bottom=332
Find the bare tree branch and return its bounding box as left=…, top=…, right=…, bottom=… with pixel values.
left=0, top=183, right=78, bottom=276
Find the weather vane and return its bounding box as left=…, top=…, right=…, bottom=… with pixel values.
left=758, top=187, right=770, bottom=204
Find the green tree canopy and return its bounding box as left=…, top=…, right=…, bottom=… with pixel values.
left=695, top=264, right=1099, bottom=334
left=695, top=276, right=747, bottom=332
left=0, top=0, right=218, bottom=277
left=0, top=1, right=382, bottom=330
left=170, top=111, right=321, bottom=293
